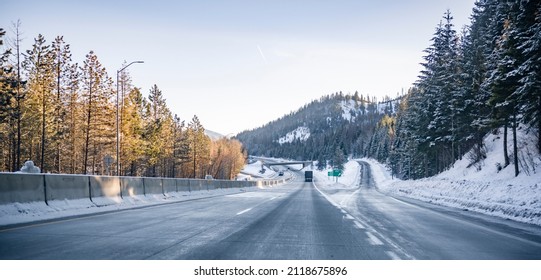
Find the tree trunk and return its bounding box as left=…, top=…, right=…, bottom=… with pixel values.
left=503, top=120, right=510, bottom=167
left=15, top=25, right=22, bottom=172
left=538, top=94, right=541, bottom=154
left=513, top=112, right=519, bottom=177
left=41, top=86, right=46, bottom=173
left=56, top=62, right=61, bottom=173
left=83, top=71, right=92, bottom=174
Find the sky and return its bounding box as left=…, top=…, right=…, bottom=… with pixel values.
left=1, top=0, right=476, bottom=135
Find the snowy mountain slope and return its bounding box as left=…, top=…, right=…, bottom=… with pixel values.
left=364, top=128, right=541, bottom=226
left=236, top=92, right=401, bottom=160
left=277, top=126, right=311, bottom=144
left=205, top=129, right=225, bottom=140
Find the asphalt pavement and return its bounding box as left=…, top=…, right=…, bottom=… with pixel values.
left=1, top=165, right=540, bottom=259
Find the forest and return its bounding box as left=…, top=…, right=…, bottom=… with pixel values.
left=0, top=24, right=246, bottom=179
left=235, top=91, right=399, bottom=170
left=238, top=0, right=541, bottom=180
left=367, top=0, right=541, bottom=179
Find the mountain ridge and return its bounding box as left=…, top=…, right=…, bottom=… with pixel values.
left=235, top=92, right=400, bottom=165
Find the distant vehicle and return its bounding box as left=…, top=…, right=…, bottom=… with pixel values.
left=304, top=171, right=313, bottom=182
left=278, top=171, right=284, bottom=176
left=204, top=175, right=214, bottom=180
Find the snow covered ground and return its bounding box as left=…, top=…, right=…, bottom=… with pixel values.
left=311, top=161, right=362, bottom=207
left=238, top=159, right=280, bottom=180
left=364, top=129, right=541, bottom=226
left=277, top=126, right=311, bottom=144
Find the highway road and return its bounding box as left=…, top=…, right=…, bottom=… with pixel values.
left=1, top=163, right=540, bottom=259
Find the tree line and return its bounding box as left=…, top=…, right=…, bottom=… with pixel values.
left=0, top=23, right=246, bottom=179
left=367, top=0, right=541, bottom=179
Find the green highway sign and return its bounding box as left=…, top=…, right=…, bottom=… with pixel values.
left=328, top=169, right=342, bottom=177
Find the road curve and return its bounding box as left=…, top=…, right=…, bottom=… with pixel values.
left=316, top=161, right=541, bottom=260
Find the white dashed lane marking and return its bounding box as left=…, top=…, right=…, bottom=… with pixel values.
left=366, top=231, right=384, bottom=245
left=236, top=208, right=253, bottom=215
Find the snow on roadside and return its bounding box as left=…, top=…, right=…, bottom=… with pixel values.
left=362, top=150, right=541, bottom=226
left=0, top=187, right=259, bottom=226
left=312, top=160, right=361, bottom=207
left=313, top=160, right=360, bottom=189
left=238, top=160, right=278, bottom=180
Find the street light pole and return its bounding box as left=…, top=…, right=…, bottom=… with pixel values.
left=116, top=60, right=144, bottom=176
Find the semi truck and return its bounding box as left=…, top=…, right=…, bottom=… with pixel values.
left=304, top=171, right=313, bottom=182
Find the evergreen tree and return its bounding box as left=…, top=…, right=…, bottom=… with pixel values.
left=516, top=0, right=541, bottom=153
left=81, top=51, right=114, bottom=174
left=51, top=36, right=72, bottom=173
left=121, top=87, right=146, bottom=176
left=187, top=115, right=210, bottom=178
left=23, top=34, right=54, bottom=173
left=64, top=62, right=83, bottom=174
left=144, top=84, right=172, bottom=176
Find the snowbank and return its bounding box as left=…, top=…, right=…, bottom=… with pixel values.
left=363, top=129, right=541, bottom=226
left=313, top=160, right=360, bottom=189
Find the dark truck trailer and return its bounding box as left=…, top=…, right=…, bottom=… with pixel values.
left=304, top=171, right=313, bottom=182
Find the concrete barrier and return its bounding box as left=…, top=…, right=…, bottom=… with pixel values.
left=89, top=176, right=121, bottom=199
left=45, top=174, right=89, bottom=201
left=206, top=180, right=216, bottom=191
left=0, top=171, right=284, bottom=206
left=189, top=179, right=204, bottom=192
left=120, top=177, right=144, bottom=197
left=143, top=177, right=163, bottom=195
left=162, top=178, right=176, bottom=194
left=0, top=173, right=45, bottom=204
left=176, top=179, right=190, bottom=193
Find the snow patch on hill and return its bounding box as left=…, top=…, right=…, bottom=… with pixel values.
left=339, top=98, right=400, bottom=122
left=278, top=126, right=310, bottom=144
left=340, top=99, right=358, bottom=122
left=363, top=128, right=541, bottom=226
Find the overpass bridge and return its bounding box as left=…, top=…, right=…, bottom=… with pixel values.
left=263, top=160, right=313, bottom=169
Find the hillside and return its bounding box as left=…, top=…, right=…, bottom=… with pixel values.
left=235, top=92, right=400, bottom=164
left=364, top=127, right=541, bottom=226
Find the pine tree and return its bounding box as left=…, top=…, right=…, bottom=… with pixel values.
left=51, top=36, right=72, bottom=173
left=64, top=62, right=83, bottom=174
left=487, top=16, right=522, bottom=174
left=1, top=21, right=26, bottom=172
left=516, top=0, right=541, bottom=153
left=0, top=28, right=18, bottom=171
left=23, top=34, right=54, bottom=173
left=81, top=51, right=114, bottom=174
left=144, top=84, right=171, bottom=176
left=121, top=87, right=146, bottom=176
left=187, top=115, right=210, bottom=178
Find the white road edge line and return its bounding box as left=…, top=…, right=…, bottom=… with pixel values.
left=353, top=221, right=365, bottom=229
left=312, top=177, right=416, bottom=260
left=366, top=231, right=384, bottom=245
left=236, top=208, right=253, bottom=215
left=386, top=251, right=401, bottom=260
